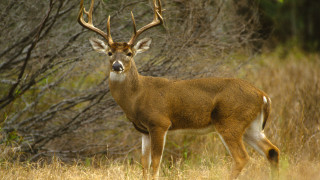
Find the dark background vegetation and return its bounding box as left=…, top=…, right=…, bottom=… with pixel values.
left=1, top=0, right=319, bottom=164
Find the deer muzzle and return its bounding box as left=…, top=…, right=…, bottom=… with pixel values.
left=112, top=61, right=124, bottom=72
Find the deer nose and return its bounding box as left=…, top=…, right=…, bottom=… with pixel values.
left=112, top=61, right=124, bottom=72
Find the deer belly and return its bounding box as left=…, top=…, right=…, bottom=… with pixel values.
left=168, top=109, right=214, bottom=135
left=169, top=125, right=216, bottom=135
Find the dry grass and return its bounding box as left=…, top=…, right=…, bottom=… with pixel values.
left=1, top=49, right=320, bottom=179
left=1, top=155, right=320, bottom=180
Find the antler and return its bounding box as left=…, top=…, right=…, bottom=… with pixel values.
left=77, top=0, right=113, bottom=45
left=127, top=0, right=163, bottom=46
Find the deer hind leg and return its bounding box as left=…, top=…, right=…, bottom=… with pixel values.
left=216, top=124, right=250, bottom=180
left=243, top=112, right=280, bottom=178
left=141, top=134, right=151, bottom=180
left=149, top=126, right=168, bottom=180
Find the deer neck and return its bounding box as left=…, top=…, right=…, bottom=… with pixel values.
left=108, top=61, right=141, bottom=112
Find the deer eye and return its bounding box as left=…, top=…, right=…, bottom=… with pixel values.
left=127, top=52, right=132, bottom=57
left=108, top=52, right=112, bottom=56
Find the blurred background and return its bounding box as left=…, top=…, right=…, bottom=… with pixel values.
left=0, top=0, right=319, bottom=172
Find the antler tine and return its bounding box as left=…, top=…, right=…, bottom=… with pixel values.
left=155, top=0, right=162, bottom=20
left=77, top=0, right=113, bottom=45
left=127, top=0, right=163, bottom=46
left=85, top=0, right=94, bottom=24
left=106, top=15, right=113, bottom=44
left=131, top=12, right=137, bottom=35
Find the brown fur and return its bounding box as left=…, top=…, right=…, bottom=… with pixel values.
left=84, top=7, right=280, bottom=177
left=77, top=0, right=280, bottom=178
left=86, top=36, right=281, bottom=179
left=104, top=44, right=279, bottom=179
left=109, top=42, right=131, bottom=52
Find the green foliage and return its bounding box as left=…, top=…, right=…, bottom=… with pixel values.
left=84, top=157, right=92, bottom=167
left=1, top=129, right=23, bottom=146
left=258, top=0, right=320, bottom=51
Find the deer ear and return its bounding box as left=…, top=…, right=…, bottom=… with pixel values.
left=89, top=38, right=109, bottom=54
left=134, top=38, right=152, bottom=54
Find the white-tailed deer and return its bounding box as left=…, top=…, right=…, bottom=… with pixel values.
left=78, top=0, right=280, bottom=179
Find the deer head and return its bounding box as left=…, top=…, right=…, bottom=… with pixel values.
left=78, top=0, right=163, bottom=76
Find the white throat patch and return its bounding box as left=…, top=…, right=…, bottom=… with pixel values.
left=109, top=71, right=126, bottom=82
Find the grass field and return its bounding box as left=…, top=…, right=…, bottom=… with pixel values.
left=1, top=49, right=320, bottom=179
left=1, top=155, right=320, bottom=179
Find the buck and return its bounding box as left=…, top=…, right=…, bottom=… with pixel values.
left=78, top=0, right=280, bottom=179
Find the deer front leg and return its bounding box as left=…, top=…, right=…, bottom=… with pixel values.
left=149, top=126, right=168, bottom=180
left=141, top=134, right=151, bottom=179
